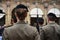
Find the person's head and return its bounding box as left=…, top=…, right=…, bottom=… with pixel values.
left=12, top=8, right=17, bottom=23
left=47, top=13, right=57, bottom=22
left=12, top=4, right=28, bottom=23
left=15, top=4, right=28, bottom=21
left=0, top=9, right=5, bottom=26
left=38, top=18, right=44, bottom=25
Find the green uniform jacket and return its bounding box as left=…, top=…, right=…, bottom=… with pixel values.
left=2, top=21, right=40, bottom=40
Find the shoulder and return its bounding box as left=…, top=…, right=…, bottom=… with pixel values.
left=27, top=25, right=37, bottom=32
left=42, top=25, right=48, bottom=29
left=41, top=25, right=51, bottom=32
left=4, top=25, right=16, bottom=33
left=55, top=24, right=60, bottom=33
left=55, top=24, right=60, bottom=27
left=25, top=25, right=38, bottom=35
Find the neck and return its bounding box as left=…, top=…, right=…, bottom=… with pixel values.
left=48, top=21, right=55, bottom=23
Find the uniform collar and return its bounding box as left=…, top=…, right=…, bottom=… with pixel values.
left=48, top=21, right=56, bottom=24
left=16, top=20, right=27, bottom=24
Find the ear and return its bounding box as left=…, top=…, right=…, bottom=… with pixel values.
left=11, top=18, right=14, bottom=24
left=24, top=13, right=27, bottom=17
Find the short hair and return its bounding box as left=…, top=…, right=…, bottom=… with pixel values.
left=11, top=4, right=28, bottom=22
left=15, top=4, right=28, bottom=20
left=15, top=4, right=28, bottom=12
left=11, top=8, right=17, bottom=23
left=47, top=13, right=57, bottom=21
left=38, top=18, right=44, bottom=25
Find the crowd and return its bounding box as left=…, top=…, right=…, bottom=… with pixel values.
left=0, top=4, right=60, bottom=40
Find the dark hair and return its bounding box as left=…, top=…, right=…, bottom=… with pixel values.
left=11, top=8, right=17, bottom=23
left=15, top=4, right=28, bottom=20
left=47, top=13, right=57, bottom=21
left=12, top=4, right=28, bottom=22
left=16, top=11, right=27, bottom=20
left=38, top=18, right=44, bottom=25
left=15, top=4, right=28, bottom=12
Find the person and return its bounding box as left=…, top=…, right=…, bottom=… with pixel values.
left=0, top=9, right=5, bottom=26
left=38, top=18, right=44, bottom=28
left=38, top=18, right=44, bottom=34
left=11, top=8, right=17, bottom=25
left=0, top=9, right=5, bottom=36
left=40, top=13, right=60, bottom=40
left=2, top=4, right=40, bottom=40
left=0, top=9, right=5, bottom=40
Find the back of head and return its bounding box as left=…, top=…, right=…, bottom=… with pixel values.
left=11, top=4, right=28, bottom=23
left=15, top=4, right=28, bottom=12
left=12, top=8, right=17, bottom=23
left=38, top=18, right=44, bottom=25
left=47, top=13, right=57, bottom=21
left=15, top=4, right=28, bottom=20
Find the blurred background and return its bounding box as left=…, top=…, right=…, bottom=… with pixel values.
left=0, top=0, right=60, bottom=27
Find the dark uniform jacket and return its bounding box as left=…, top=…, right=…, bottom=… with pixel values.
left=2, top=21, right=40, bottom=40
left=40, top=21, right=60, bottom=40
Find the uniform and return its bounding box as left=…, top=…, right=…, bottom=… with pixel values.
left=2, top=21, right=40, bottom=40
left=40, top=21, right=60, bottom=40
